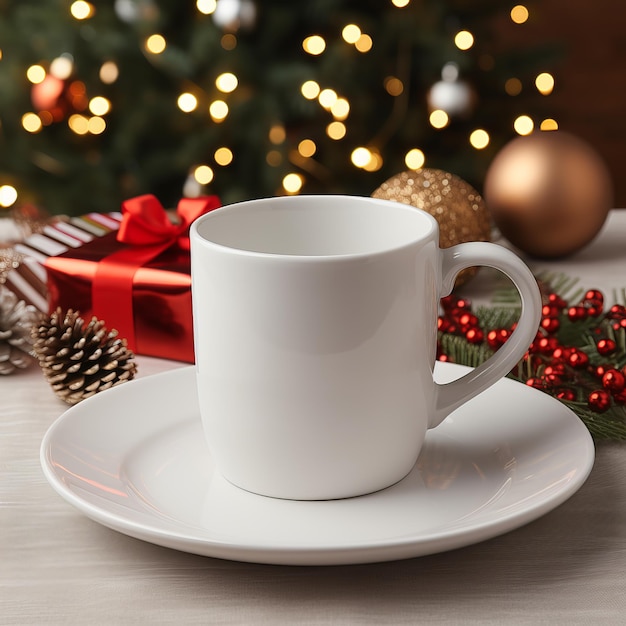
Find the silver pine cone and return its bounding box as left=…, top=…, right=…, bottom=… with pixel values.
left=0, top=285, right=40, bottom=375
left=32, top=308, right=137, bottom=404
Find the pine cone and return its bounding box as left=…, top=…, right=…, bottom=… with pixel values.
left=0, top=285, right=40, bottom=375
left=32, top=308, right=137, bottom=404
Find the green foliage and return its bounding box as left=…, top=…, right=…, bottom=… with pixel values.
left=0, top=0, right=558, bottom=214
left=440, top=275, right=626, bottom=441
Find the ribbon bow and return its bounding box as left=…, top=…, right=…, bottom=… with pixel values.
left=117, top=194, right=221, bottom=250
left=93, top=194, right=221, bottom=353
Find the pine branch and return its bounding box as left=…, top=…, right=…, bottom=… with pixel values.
left=560, top=401, right=626, bottom=441
left=438, top=274, right=626, bottom=441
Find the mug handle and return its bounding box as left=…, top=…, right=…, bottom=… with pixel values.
left=430, top=241, right=542, bottom=428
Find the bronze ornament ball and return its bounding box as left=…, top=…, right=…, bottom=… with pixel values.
left=372, top=168, right=491, bottom=286
left=483, top=131, right=613, bottom=258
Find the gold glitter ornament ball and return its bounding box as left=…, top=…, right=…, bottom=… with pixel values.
left=372, top=169, right=491, bottom=284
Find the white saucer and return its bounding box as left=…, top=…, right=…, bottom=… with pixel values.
left=40, top=363, right=594, bottom=566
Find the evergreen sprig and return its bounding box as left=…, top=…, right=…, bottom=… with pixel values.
left=439, top=275, right=626, bottom=441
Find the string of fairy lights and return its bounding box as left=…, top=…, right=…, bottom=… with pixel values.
left=0, top=0, right=556, bottom=208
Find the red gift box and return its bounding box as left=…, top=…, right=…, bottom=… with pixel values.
left=44, top=195, right=221, bottom=363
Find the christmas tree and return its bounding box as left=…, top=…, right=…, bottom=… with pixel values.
left=0, top=0, right=556, bottom=216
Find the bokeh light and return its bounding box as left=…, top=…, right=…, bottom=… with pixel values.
left=209, top=100, right=229, bottom=121
left=282, top=173, right=304, bottom=194
left=214, top=147, right=233, bottom=165
left=351, top=147, right=372, bottom=168
left=318, top=88, right=338, bottom=109
left=510, top=5, right=529, bottom=24
left=0, top=185, right=18, bottom=208
left=26, top=65, right=46, bottom=84
left=297, top=139, right=317, bottom=158
left=454, top=30, right=474, bottom=51
left=342, top=24, right=361, bottom=44
left=330, top=98, right=350, bottom=120
left=194, top=164, right=214, bottom=184
left=99, top=61, right=119, bottom=84
left=540, top=118, right=559, bottom=131
left=535, top=72, right=555, bottom=95
left=215, top=72, right=238, bottom=93
left=70, top=1, right=94, bottom=20
left=22, top=113, right=43, bottom=133
left=301, top=80, right=320, bottom=100
left=302, top=35, right=326, bottom=56
left=197, top=0, right=217, bottom=14
left=429, top=109, right=449, bottom=129
left=384, top=76, right=404, bottom=96
left=145, top=34, right=166, bottom=54
left=89, top=96, right=111, bottom=116
left=514, top=115, right=534, bottom=135
left=269, top=124, right=286, bottom=144
left=505, top=77, right=523, bottom=96
left=405, top=148, right=425, bottom=170
left=469, top=129, right=490, bottom=149
left=326, top=121, right=346, bottom=140
left=355, top=34, right=373, bottom=53
left=177, top=93, right=198, bottom=112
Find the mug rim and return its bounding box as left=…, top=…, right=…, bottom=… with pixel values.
left=190, top=194, right=439, bottom=261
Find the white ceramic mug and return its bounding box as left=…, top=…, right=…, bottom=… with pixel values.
left=190, top=195, right=541, bottom=500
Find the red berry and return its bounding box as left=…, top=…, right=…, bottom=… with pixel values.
left=540, top=317, right=560, bottom=333
left=602, top=369, right=626, bottom=392
left=526, top=377, right=544, bottom=389
left=465, top=328, right=484, bottom=344
left=583, top=289, right=604, bottom=307
left=588, top=389, right=611, bottom=412
left=613, top=389, right=626, bottom=405
left=548, top=293, right=568, bottom=309
left=487, top=329, right=511, bottom=350
left=596, top=338, right=616, bottom=355
left=544, top=364, right=566, bottom=377
left=567, top=306, right=588, bottom=321
left=437, top=354, right=451, bottom=362
left=458, top=313, right=479, bottom=331
left=541, top=304, right=560, bottom=318
left=568, top=350, right=589, bottom=368
left=552, top=347, right=572, bottom=361
left=592, top=364, right=610, bottom=379
left=535, top=336, right=558, bottom=354
left=543, top=373, right=562, bottom=387
left=556, top=389, right=576, bottom=401
left=607, top=304, right=626, bottom=319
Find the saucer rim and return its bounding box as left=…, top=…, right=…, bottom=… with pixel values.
left=40, top=363, right=595, bottom=566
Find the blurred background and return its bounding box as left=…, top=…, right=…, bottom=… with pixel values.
left=0, top=0, right=623, bottom=217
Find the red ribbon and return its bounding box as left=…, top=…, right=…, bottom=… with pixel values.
left=92, top=194, right=221, bottom=351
